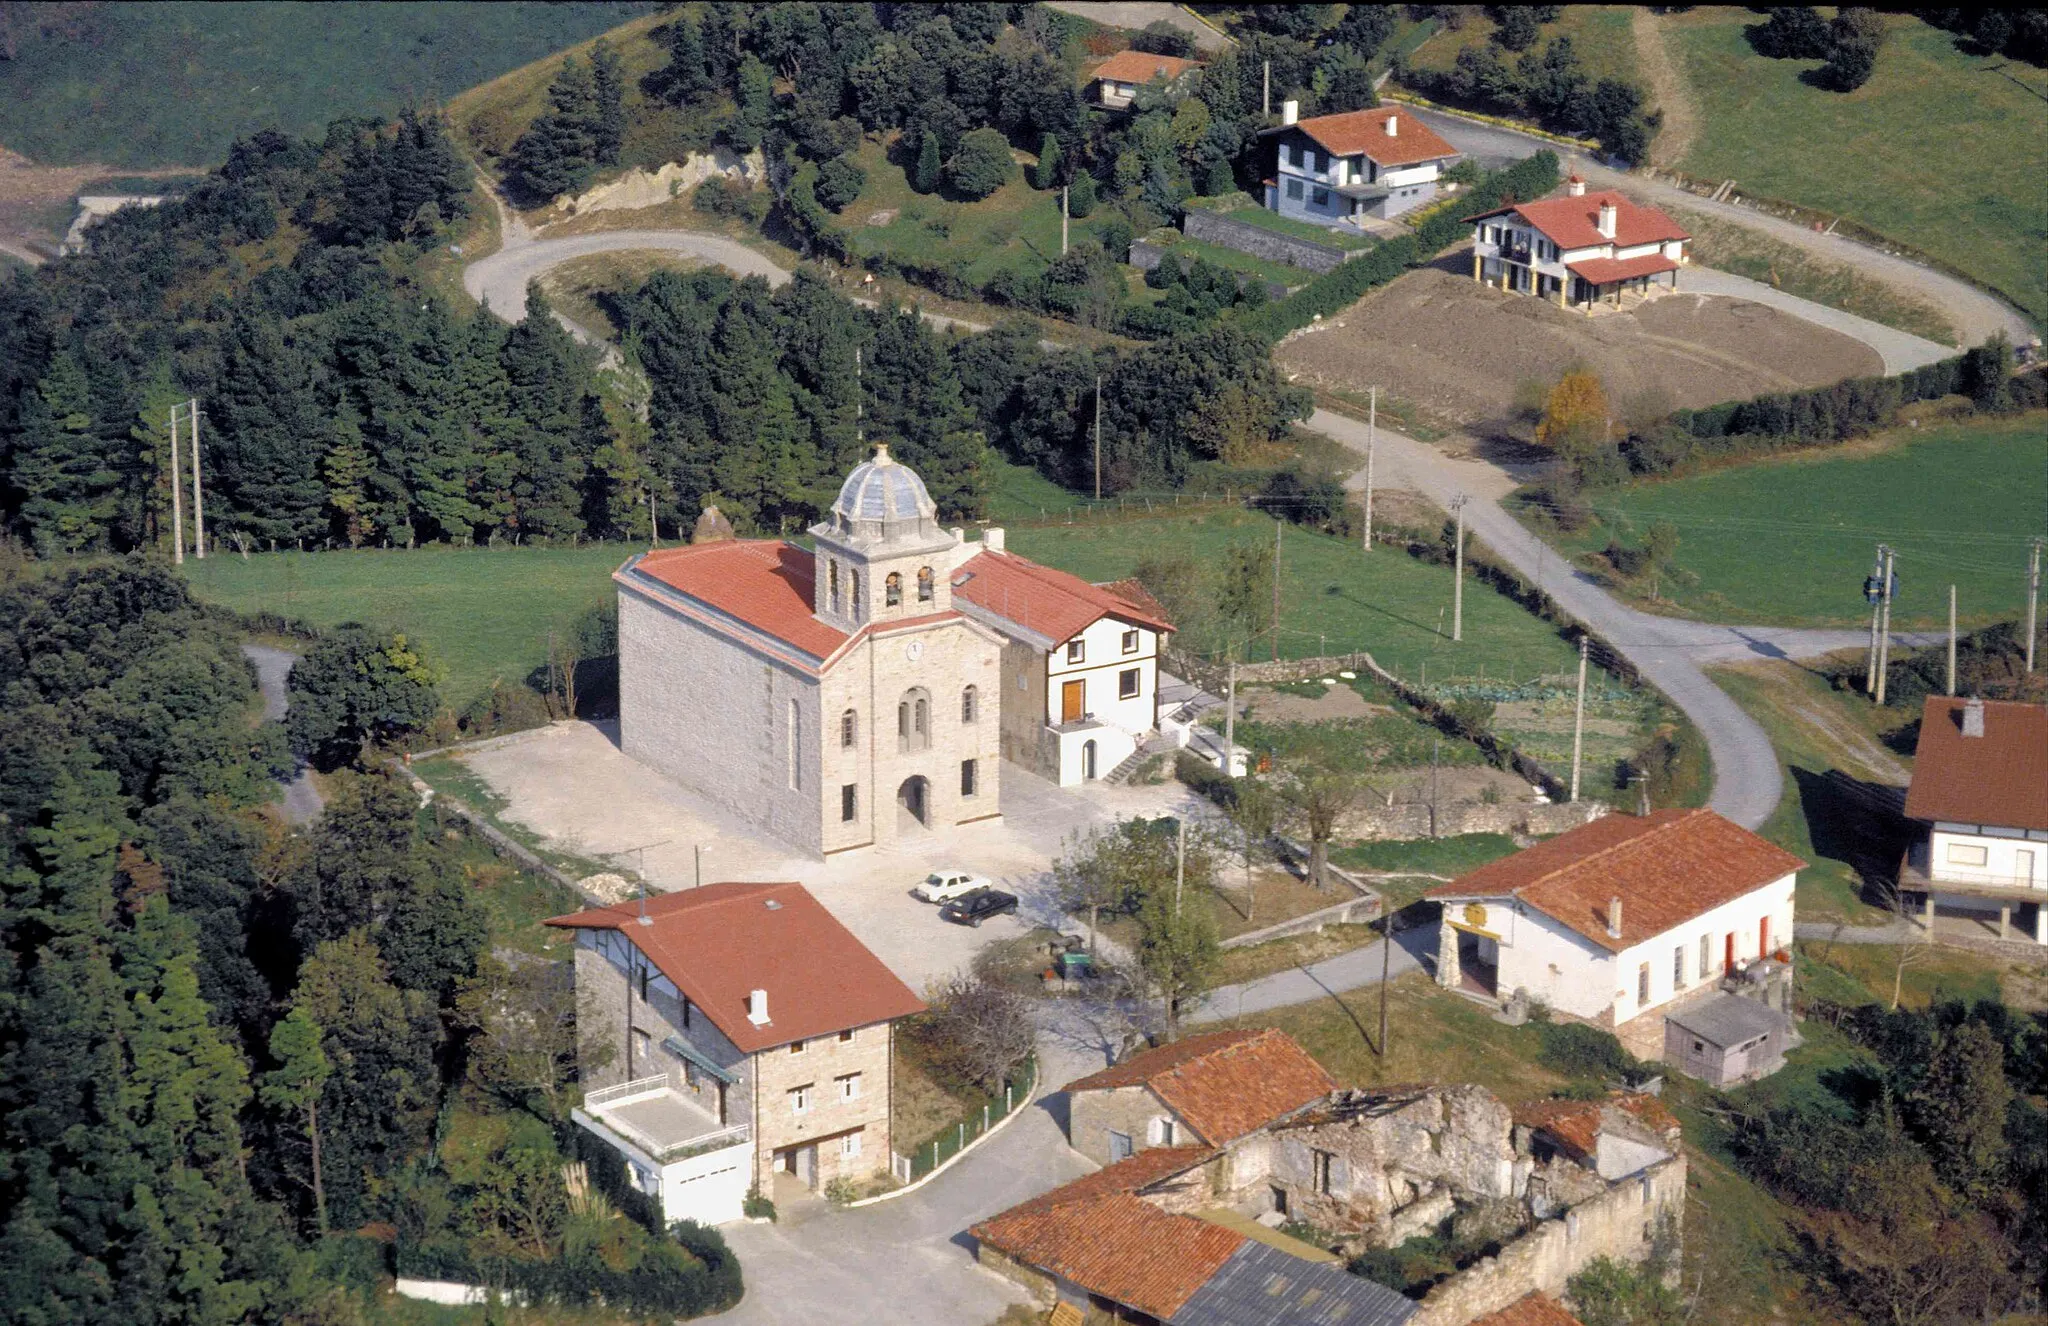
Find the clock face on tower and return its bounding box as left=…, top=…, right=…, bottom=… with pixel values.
left=905, top=640, right=925, bottom=663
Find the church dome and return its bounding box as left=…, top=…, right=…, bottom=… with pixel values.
left=833, top=444, right=935, bottom=525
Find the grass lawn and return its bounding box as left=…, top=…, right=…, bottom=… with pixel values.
left=1528, top=412, right=2048, bottom=628
left=1664, top=10, right=2048, bottom=327
left=1332, top=833, right=1523, bottom=879
left=1796, top=936, right=2048, bottom=1012
left=0, top=2, right=652, bottom=167
left=1405, top=6, right=1642, bottom=90
left=1182, top=194, right=1374, bottom=251
left=837, top=137, right=1130, bottom=288
left=182, top=542, right=633, bottom=707
left=1667, top=204, right=1958, bottom=346
left=1143, top=230, right=1306, bottom=290
left=1708, top=662, right=1910, bottom=928
left=1009, top=509, right=1581, bottom=683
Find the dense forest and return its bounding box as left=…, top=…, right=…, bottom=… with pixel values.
left=0, top=559, right=739, bottom=1321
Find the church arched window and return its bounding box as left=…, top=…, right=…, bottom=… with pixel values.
left=917, top=566, right=934, bottom=603
left=885, top=572, right=903, bottom=606
left=961, top=686, right=978, bottom=724
left=841, top=709, right=857, bottom=749
left=828, top=560, right=841, bottom=614
left=897, top=687, right=931, bottom=752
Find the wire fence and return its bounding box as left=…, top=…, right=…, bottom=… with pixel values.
left=898, top=1055, right=1037, bottom=1183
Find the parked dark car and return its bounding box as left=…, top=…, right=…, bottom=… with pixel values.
left=938, top=888, right=1019, bottom=927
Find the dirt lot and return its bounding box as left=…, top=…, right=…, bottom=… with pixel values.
left=1277, top=264, right=1883, bottom=436
left=0, top=143, right=201, bottom=262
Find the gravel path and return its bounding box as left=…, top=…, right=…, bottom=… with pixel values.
left=1679, top=268, right=1953, bottom=374
left=241, top=643, right=323, bottom=824
left=1399, top=102, right=2034, bottom=350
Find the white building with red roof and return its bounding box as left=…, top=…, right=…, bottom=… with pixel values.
left=1089, top=48, right=1202, bottom=110
left=1465, top=175, right=1691, bottom=308
left=1260, top=103, right=1462, bottom=224
left=613, top=447, right=1175, bottom=855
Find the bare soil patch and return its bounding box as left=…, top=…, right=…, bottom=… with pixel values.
left=1240, top=685, right=1394, bottom=724
left=1275, top=266, right=1882, bottom=438
left=0, top=143, right=201, bottom=259
left=1632, top=9, right=1698, bottom=169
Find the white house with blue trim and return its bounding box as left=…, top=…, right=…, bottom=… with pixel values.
left=1260, top=103, right=1460, bottom=226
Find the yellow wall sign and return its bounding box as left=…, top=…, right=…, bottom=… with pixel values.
left=1463, top=903, right=1488, bottom=930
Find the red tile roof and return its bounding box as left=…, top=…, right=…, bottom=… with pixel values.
left=1428, top=810, right=1803, bottom=953
left=972, top=1149, right=1237, bottom=1321
left=545, top=882, right=925, bottom=1054
left=954, top=549, right=1172, bottom=645
left=1468, top=189, right=1689, bottom=251
left=1289, top=106, right=1460, bottom=167
left=1904, top=698, right=2048, bottom=831
left=1091, top=49, right=1202, bottom=86
left=1065, top=1028, right=1335, bottom=1145
left=1470, top=1294, right=1588, bottom=1326
left=624, top=541, right=847, bottom=661
left=1515, top=1093, right=1682, bottom=1166
left=1567, top=252, right=1681, bottom=285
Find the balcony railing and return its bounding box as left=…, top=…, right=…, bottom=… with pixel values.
left=586, top=1075, right=669, bottom=1108
left=1898, top=848, right=2044, bottom=901
left=579, top=1076, right=752, bottom=1163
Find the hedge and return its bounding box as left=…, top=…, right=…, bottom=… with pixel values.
left=1236, top=151, right=1560, bottom=345
left=395, top=1220, right=742, bottom=1318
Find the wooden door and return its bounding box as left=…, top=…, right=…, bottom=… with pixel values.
left=1724, top=932, right=1735, bottom=973
left=1759, top=916, right=1770, bottom=958
left=1061, top=679, right=1085, bottom=723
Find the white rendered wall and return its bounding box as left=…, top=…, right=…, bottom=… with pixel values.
left=1929, top=824, right=2048, bottom=891
left=1610, top=875, right=1796, bottom=1024
left=1043, top=617, right=1158, bottom=734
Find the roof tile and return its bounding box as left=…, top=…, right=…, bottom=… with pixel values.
left=1469, top=189, right=1689, bottom=250
left=1904, top=698, right=2048, bottom=830
left=624, top=541, right=846, bottom=661
left=545, top=882, right=925, bottom=1053
left=1469, top=1293, right=1588, bottom=1326
left=1287, top=107, right=1460, bottom=167
left=954, top=549, right=1172, bottom=644
left=1428, top=810, right=1803, bottom=952
left=1066, top=1028, right=1336, bottom=1145
left=1091, top=50, right=1202, bottom=85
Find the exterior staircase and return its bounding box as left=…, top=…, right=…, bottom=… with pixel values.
left=1103, top=732, right=1180, bottom=785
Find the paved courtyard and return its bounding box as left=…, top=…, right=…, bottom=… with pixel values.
left=458, top=719, right=1200, bottom=991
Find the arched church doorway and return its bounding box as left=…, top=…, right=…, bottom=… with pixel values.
left=897, top=775, right=931, bottom=831
left=1082, top=740, right=1098, bottom=780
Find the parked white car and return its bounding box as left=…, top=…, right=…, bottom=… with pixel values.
left=913, top=871, right=991, bottom=903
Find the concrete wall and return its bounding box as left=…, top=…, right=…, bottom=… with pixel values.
left=1339, top=799, right=1607, bottom=842
left=1218, top=892, right=1381, bottom=951
left=1184, top=207, right=1348, bottom=274
left=1410, top=1155, right=1686, bottom=1326
left=752, top=1021, right=896, bottom=1188
left=1067, top=1083, right=1184, bottom=1166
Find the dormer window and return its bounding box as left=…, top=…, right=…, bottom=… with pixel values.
left=886, top=572, right=902, bottom=607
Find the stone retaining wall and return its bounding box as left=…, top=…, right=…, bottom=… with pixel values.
left=1184, top=208, right=1352, bottom=274
left=1220, top=891, right=1382, bottom=949
left=1342, top=798, right=1606, bottom=842
left=1128, top=239, right=1291, bottom=299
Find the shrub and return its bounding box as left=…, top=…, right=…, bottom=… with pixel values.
left=1750, top=6, right=1833, bottom=59
left=1067, top=170, right=1098, bottom=217
left=947, top=128, right=1015, bottom=200
left=286, top=622, right=443, bottom=768
left=1536, top=1022, right=1637, bottom=1083
left=823, top=1176, right=859, bottom=1205
left=1177, top=750, right=1239, bottom=808
left=912, top=131, right=941, bottom=194
left=741, top=1187, right=776, bottom=1223
left=692, top=176, right=765, bottom=223
left=814, top=155, right=866, bottom=212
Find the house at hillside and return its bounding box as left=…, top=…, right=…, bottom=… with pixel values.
left=613, top=446, right=1173, bottom=855
left=1900, top=696, right=2047, bottom=944
left=1465, top=175, right=1690, bottom=308
left=1427, top=809, right=1802, bottom=1043
left=1259, top=103, right=1461, bottom=224
left=546, top=881, right=924, bottom=1224
left=1015, top=1027, right=1686, bottom=1324
left=1089, top=49, right=1203, bottom=110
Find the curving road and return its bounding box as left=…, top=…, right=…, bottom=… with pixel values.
left=1398, top=101, right=2035, bottom=350
left=242, top=644, right=324, bottom=824
left=463, top=226, right=790, bottom=335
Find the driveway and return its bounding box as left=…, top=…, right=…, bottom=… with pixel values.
left=240, top=643, right=323, bottom=823
left=1043, top=2, right=1232, bottom=51
left=1680, top=267, right=1952, bottom=374
left=1399, top=101, right=2032, bottom=350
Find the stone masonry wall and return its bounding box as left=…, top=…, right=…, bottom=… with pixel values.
left=751, top=1021, right=896, bottom=1188
left=1410, top=1155, right=1687, bottom=1326
left=1183, top=208, right=1351, bottom=273
left=1068, top=1083, right=1179, bottom=1167
left=1127, top=239, right=1291, bottom=299
left=1339, top=799, right=1607, bottom=842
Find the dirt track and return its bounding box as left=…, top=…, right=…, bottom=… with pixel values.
left=1277, top=265, right=1883, bottom=435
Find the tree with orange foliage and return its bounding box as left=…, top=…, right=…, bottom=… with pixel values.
left=1535, top=369, right=1611, bottom=457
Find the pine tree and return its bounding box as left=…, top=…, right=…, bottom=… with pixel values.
left=590, top=39, right=626, bottom=165
left=1032, top=132, right=1061, bottom=189
left=730, top=54, right=775, bottom=153
left=209, top=313, right=330, bottom=546
left=507, top=56, right=601, bottom=201
left=500, top=284, right=591, bottom=541
left=649, top=14, right=710, bottom=105
left=913, top=129, right=942, bottom=194
left=260, top=1007, right=331, bottom=1232
left=11, top=350, right=119, bottom=554
left=126, top=362, right=187, bottom=556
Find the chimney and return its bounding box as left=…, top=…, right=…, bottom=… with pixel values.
left=747, top=989, right=770, bottom=1026
left=1606, top=897, right=1623, bottom=940
left=1597, top=200, right=1617, bottom=239
left=1567, top=173, right=1586, bottom=197
left=1384, top=111, right=1399, bottom=137
left=1281, top=99, right=1299, bottom=126
left=984, top=527, right=1006, bottom=554
left=1961, top=696, right=1986, bottom=738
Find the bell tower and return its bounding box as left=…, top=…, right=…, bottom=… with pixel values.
left=810, top=444, right=958, bottom=631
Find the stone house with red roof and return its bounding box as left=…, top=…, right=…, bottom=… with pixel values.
left=613, top=447, right=1174, bottom=854
left=546, top=881, right=925, bottom=1223
left=1465, top=176, right=1690, bottom=308
left=1260, top=104, right=1462, bottom=223
left=1427, top=810, right=1801, bottom=1040
left=1089, top=49, right=1203, bottom=110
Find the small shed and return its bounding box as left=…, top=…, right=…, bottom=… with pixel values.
left=1664, top=993, right=1791, bottom=1086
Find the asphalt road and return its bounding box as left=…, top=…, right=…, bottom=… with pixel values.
left=241, top=643, right=323, bottom=824
left=1043, top=1, right=1231, bottom=51
left=462, top=227, right=791, bottom=333
left=1401, top=101, right=2033, bottom=350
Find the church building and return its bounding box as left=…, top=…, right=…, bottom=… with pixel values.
left=614, top=447, right=1172, bottom=856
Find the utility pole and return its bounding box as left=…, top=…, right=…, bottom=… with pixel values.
left=1263, top=59, right=1271, bottom=116
left=1272, top=517, right=1282, bottom=662
left=694, top=842, right=709, bottom=890
left=1450, top=494, right=1467, bottom=643
left=1060, top=185, right=1069, bottom=256
left=1947, top=585, right=1957, bottom=696
left=1377, top=901, right=1390, bottom=1058
left=1429, top=736, right=1440, bottom=839
left=188, top=398, right=205, bottom=559
left=1093, top=374, right=1103, bottom=501
left=167, top=403, right=185, bottom=566
left=1224, top=657, right=1237, bottom=777
left=1362, top=386, right=1377, bottom=554
left=648, top=489, right=658, bottom=548
left=1864, top=545, right=1887, bottom=696
left=2028, top=538, right=2042, bottom=674
left=1874, top=546, right=1896, bottom=707
left=1570, top=634, right=1589, bottom=801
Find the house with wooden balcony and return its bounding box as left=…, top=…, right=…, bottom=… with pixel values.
left=1260, top=103, right=1461, bottom=224
left=548, top=881, right=925, bottom=1223
left=1900, top=696, right=2048, bottom=945
left=1466, top=176, right=1691, bottom=308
